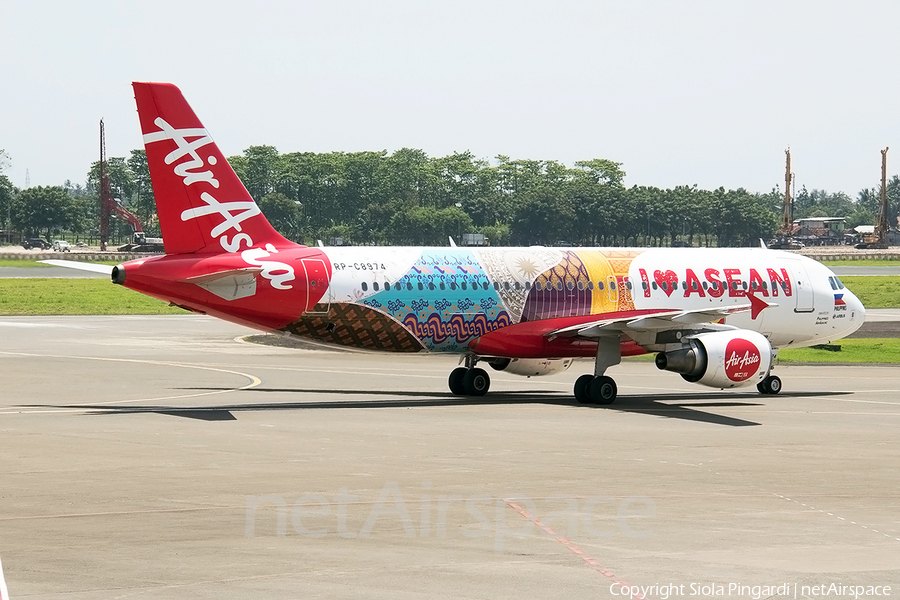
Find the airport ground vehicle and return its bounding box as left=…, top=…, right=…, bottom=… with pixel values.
left=23, top=238, right=50, bottom=250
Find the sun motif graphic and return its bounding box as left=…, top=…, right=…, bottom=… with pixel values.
left=512, top=257, right=540, bottom=278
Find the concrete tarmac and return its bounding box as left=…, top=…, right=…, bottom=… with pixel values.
left=0, top=315, right=898, bottom=599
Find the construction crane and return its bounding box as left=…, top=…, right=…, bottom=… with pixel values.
left=770, top=148, right=801, bottom=249
left=98, top=120, right=163, bottom=252
left=857, top=147, right=890, bottom=249
left=781, top=147, right=793, bottom=235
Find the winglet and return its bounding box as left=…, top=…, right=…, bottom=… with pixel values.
left=747, top=292, right=773, bottom=320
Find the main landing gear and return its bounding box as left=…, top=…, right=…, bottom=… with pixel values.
left=448, top=355, right=491, bottom=396
left=574, top=336, right=622, bottom=405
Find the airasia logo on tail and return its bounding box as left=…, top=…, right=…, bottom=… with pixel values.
left=724, top=338, right=761, bottom=382
left=143, top=116, right=295, bottom=290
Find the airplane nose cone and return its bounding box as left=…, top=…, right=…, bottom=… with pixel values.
left=843, top=291, right=866, bottom=337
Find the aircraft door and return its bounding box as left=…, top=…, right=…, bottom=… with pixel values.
left=789, top=260, right=815, bottom=313
left=301, top=258, right=331, bottom=315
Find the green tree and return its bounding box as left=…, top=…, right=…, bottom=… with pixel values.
left=258, top=192, right=304, bottom=242
left=127, top=149, right=158, bottom=233
left=12, top=186, right=78, bottom=240
left=1, top=173, right=15, bottom=232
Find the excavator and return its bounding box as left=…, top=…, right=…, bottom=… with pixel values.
left=98, top=119, right=164, bottom=253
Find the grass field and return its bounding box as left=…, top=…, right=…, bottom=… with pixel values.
left=818, top=259, right=900, bottom=266
left=840, top=276, right=899, bottom=308
left=777, top=338, right=900, bottom=364
left=0, top=279, right=184, bottom=315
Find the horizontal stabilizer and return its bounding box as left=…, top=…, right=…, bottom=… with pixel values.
left=180, top=268, right=261, bottom=301
left=39, top=260, right=114, bottom=275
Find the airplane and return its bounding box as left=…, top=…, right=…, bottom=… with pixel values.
left=48, top=82, right=866, bottom=405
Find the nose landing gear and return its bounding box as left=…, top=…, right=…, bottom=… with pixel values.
left=757, top=374, right=782, bottom=395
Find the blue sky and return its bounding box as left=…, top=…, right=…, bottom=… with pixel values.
left=2, top=0, right=898, bottom=196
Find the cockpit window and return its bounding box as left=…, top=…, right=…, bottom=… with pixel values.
left=828, top=277, right=838, bottom=290
left=835, top=277, right=845, bottom=289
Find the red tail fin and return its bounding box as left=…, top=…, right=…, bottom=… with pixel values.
left=133, top=82, right=294, bottom=255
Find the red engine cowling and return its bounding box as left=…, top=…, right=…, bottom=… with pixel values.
left=654, top=330, right=772, bottom=389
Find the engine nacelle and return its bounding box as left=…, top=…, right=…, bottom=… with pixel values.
left=488, top=358, right=574, bottom=377
left=655, top=330, right=772, bottom=389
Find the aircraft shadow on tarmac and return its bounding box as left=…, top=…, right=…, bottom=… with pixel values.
left=29, top=390, right=852, bottom=427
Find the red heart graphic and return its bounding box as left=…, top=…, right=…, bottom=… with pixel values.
left=653, top=270, right=679, bottom=297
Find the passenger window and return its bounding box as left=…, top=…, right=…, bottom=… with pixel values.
left=566, top=281, right=574, bottom=291
left=373, top=282, right=380, bottom=291
left=361, top=282, right=368, bottom=291
left=417, top=282, right=424, bottom=291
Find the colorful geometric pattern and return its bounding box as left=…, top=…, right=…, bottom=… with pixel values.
left=282, top=303, right=425, bottom=352
left=522, top=251, right=592, bottom=320
left=355, top=249, right=511, bottom=352
left=286, top=248, right=645, bottom=353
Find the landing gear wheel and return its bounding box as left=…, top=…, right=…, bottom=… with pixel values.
left=757, top=375, right=782, bottom=395
left=588, top=375, right=617, bottom=405
left=449, top=367, right=467, bottom=395
left=462, top=368, right=490, bottom=396
left=574, top=374, right=594, bottom=404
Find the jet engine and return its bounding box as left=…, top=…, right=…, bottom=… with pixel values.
left=654, top=330, right=772, bottom=389
left=488, top=358, right=574, bottom=377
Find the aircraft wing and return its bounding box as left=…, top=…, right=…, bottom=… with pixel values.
left=469, top=296, right=778, bottom=359
left=39, top=259, right=113, bottom=275
left=549, top=293, right=777, bottom=339
left=549, top=304, right=752, bottom=338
